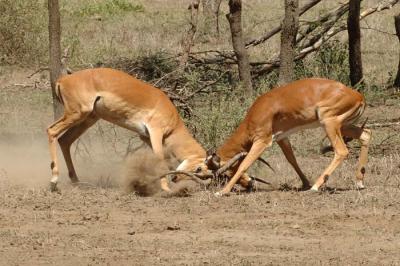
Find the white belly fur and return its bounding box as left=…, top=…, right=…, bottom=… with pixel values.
left=273, top=121, right=321, bottom=142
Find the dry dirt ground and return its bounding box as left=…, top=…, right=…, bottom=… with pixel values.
left=1, top=71, right=400, bottom=265
left=1, top=126, right=400, bottom=265
left=1, top=168, right=400, bottom=265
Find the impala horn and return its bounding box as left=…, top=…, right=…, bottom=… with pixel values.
left=257, top=157, right=275, bottom=173
left=159, top=170, right=212, bottom=190
left=215, top=152, right=248, bottom=176
left=215, top=152, right=275, bottom=176
left=249, top=175, right=272, bottom=186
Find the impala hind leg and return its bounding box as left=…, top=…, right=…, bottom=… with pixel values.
left=216, top=139, right=272, bottom=196
left=47, top=113, right=88, bottom=191
left=277, top=138, right=310, bottom=189
left=58, top=114, right=99, bottom=183
left=311, top=121, right=348, bottom=191
left=341, top=125, right=371, bottom=189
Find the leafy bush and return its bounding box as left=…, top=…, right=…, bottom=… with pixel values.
left=295, top=40, right=350, bottom=85
left=188, top=93, right=253, bottom=149
left=0, top=0, right=47, bottom=64
left=73, top=0, right=144, bottom=17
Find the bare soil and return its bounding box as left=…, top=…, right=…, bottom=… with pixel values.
left=1, top=180, right=400, bottom=265
left=1, top=70, right=400, bottom=265
left=1, top=143, right=400, bottom=265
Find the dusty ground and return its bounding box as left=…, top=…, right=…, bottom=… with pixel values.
left=1, top=69, right=400, bottom=265
left=1, top=169, right=400, bottom=265
left=1, top=132, right=400, bottom=265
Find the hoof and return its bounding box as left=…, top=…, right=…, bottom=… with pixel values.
left=246, top=180, right=255, bottom=193
left=214, top=191, right=229, bottom=197
left=309, top=185, right=319, bottom=192
left=355, top=181, right=365, bottom=190
left=301, top=184, right=312, bottom=191
left=70, top=178, right=79, bottom=184
left=49, top=182, right=59, bottom=193
left=214, top=191, right=223, bottom=197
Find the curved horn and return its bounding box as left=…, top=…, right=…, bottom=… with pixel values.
left=257, top=157, right=275, bottom=173
left=361, top=117, right=368, bottom=129
left=159, top=171, right=212, bottom=187
left=215, top=152, right=275, bottom=176
left=215, top=152, right=248, bottom=176
left=249, top=175, right=272, bottom=185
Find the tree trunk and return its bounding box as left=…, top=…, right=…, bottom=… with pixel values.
left=347, top=0, right=363, bottom=87
left=394, top=13, right=400, bottom=88
left=227, top=0, right=253, bottom=97
left=202, top=0, right=222, bottom=36
left=279, top=0, right=299, bottom=85
left=48, top=0, right=63, bottom=119
left=178, top=1, right=200, bottom=71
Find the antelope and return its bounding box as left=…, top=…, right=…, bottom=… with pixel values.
left=47, top=68, right=212, bottom=192
left=206, top=78, right=371, bottom=196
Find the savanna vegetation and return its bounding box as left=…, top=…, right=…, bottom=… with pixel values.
left=1, top=0, right=400, bottom=265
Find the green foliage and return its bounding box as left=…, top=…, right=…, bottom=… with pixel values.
left=0, top=0, right=47, bottom=64
left=136, top=52, right=176, bottom=80
left=72, top=0, right=144, bottom=17
left=186, top=93, right=253, bottom=149
left=363, top=83, right=391, bottom=104
left=295, top=40, right=350, bottom=85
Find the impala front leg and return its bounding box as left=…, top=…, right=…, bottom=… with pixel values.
left=277, top=138, right=310, bottom=189
left=148, top=126, right=171, bottom=192
left=216, top=139, right=272, bottom=196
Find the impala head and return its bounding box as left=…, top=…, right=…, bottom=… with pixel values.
left=170, top=157, right=213, bottom=183
left=205, top=149, right=221, bottom=171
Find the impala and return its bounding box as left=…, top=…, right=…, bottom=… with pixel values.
left=206, top=78, right=371, bottom=196
left=47, top=68, right=212, bottom=192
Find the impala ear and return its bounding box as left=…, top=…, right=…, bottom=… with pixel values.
left=205, top=149, right=221, bottom=170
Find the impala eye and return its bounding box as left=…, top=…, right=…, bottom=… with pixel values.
left=195, top=166, right=202, bottom=173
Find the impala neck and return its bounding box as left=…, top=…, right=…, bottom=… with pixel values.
left=164, top=124, right=206, bottom=162
left=217, top=122, right=252, bottom=162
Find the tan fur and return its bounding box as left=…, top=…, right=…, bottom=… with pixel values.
left=47, top=68, right=209, bottom=191
left=214, top=78, right=371, bottom=195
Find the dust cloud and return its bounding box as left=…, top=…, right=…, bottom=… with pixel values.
left=0, top=135, right=199, bottom=196
left=0, top=137, right=51, bottom=188
left=122, top=148, right=168, bottom=196
left=0, top=136, right=122, bottom=189
left=122, top=147, right=201, bottom=197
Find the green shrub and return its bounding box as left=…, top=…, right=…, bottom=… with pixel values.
left=186, top=91, right=255, bottom=149
left=295, top=40, right=350, bottom=85
left=72, top=0, right=144, bottom=18
left=0, top=0, right=47, bottom=65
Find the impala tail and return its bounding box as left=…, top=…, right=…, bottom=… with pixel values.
left=54, top=82, right=64, bottom=105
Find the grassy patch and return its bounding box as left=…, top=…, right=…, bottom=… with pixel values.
left=0, top=0, right=47, bottom=65
left=71, top=0, right=144, bottom=18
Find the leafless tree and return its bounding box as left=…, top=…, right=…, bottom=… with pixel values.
left=279, top=0, right=299, bottom=85
left=202, top=0, right=223, bottom=36
left=227, top=0, right=253, bottom=97
left=48, top=0, right=63, bottom=119
left=394, top=13, right=400, bottom=88
left=246, top=0, right=321, bottom=48
left=347, top=0, right=363, bottom=86
left=179, top=1, right=200, bottom=71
